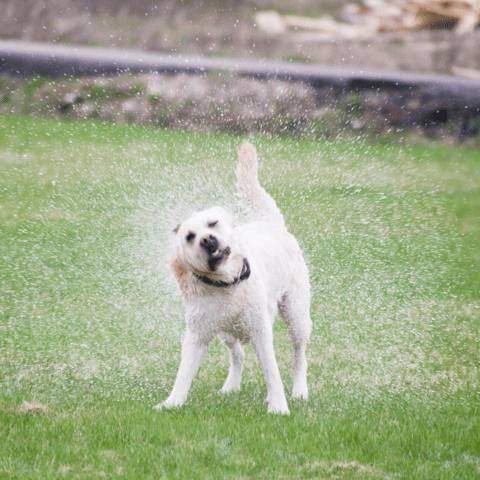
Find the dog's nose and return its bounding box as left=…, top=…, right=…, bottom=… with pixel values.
left=200, top=234, right=219, bottom=254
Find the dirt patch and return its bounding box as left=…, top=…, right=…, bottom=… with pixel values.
left=18, top=401, right=49, bottom=416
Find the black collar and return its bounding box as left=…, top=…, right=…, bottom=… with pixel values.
left=193, top=258, right=250, bottom=288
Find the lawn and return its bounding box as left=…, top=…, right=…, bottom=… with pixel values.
left=0, top=115, right=479, bottom=479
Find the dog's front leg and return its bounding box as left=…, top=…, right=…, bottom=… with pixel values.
left=219, top=335, right=245, bottom=393
left=251, top=323, right=290, bottom=415
left=154, top=328, right=208, bottom=410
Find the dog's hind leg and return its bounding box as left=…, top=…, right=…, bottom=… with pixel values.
left=250, top=319, right=290, bottom=414
left=219, top=334, right=245, bottom=394
left=279, top=290, right=312, bottom=400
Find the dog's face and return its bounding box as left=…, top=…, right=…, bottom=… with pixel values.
left=174, top=206, right=238, bottom=277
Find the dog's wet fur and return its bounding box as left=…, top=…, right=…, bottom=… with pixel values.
left=155, top=142, right=312, bottom=414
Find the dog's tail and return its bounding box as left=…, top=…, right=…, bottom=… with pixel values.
left=236, top=142, right=285, bottom=227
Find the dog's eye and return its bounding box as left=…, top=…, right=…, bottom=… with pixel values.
left=186, top=232, right=195, bottom=243
left=208, top=220, right=218, bottom=228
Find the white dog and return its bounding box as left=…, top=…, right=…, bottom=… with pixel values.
left=155, top=142, right=311, bottom=414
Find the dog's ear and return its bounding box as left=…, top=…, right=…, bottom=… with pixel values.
left=173, top=224, right=181, bottom=235
left=170, top=250, right=191, bottom=298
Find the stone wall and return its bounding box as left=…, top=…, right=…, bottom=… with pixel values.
left=2, top=71, right=478, bottom=147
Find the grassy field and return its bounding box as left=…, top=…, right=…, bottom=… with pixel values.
left=1, top=115, right=479, bottom=479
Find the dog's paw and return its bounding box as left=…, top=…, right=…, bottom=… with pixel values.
left=292, top=384, right=309, bottom=400
left=220, top=376, right=242, bottom=394
left=268, top=401, right=290, bottom=415
left=153, top=397, right=183, bottom=411
left=219, top=384, right=240, bottom=394
left=265, top=396, right=290, bottom=415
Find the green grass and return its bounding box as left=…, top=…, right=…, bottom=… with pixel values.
left=1, top=115, right=479, bottom=479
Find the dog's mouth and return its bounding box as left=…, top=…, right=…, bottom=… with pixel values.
left=200, top=235, right=231, bottom=272
left=207, top=246, right=231, bottom=271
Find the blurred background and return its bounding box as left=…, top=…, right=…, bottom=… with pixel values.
left=1, top=0, right=480, bottom=74
left=1, top=0, right=480, bottom=145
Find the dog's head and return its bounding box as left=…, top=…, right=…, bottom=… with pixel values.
left=172, top=206, right=245, bottom=288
